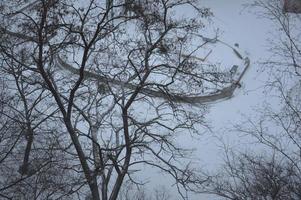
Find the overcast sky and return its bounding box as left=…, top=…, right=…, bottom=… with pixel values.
left=196, top=1, right=275, bottom=199
left=146, top=1, right=278, bottom=199
left=199, top=0, right=274, bottom=165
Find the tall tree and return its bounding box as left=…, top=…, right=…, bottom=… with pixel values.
left=0, top=0, right=248, bottom=199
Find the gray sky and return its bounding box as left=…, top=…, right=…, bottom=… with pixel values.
left=146, top=1, right=277, bottom=199
left=200, top=0, right=273, bottom=165
left=0, top=1, right=292, bottom=200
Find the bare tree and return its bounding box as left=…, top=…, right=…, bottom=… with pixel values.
left=0, top=50, right=77, bottom=200
left=207, top=1, right=301, bottom=199
left=208, top=150, right=301, bottom=200
left=117, top=182, right=171, bottom=200
left=0, top=0, right=249, bottom=199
